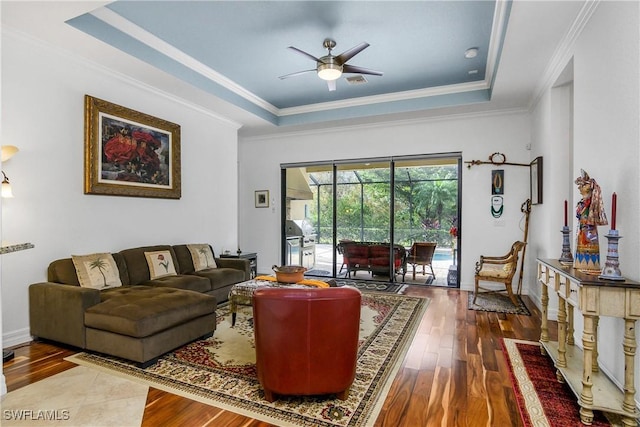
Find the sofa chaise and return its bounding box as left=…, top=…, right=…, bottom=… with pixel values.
left=29, top=244, right=249, bottom=367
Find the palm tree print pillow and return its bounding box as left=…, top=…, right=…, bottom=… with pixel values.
left=144, top=250, right=178, bottom=279
left=71, top=253, right=123, bottom=289
left=187, top=244, right=217, bottom=272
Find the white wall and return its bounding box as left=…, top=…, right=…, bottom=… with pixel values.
left=528, top=0, right=640, bottom=404
left=0, top=31, right=241, bottom=348
left=239, top=112, right=532, bottom=288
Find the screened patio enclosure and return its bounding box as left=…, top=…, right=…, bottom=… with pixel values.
left=282, top=155, right=461, bottom=286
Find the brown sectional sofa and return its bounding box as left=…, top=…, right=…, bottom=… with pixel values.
left=29, top=244, right=249, bottom=367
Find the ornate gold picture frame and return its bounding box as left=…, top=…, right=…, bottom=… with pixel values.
left=84, top=95, right=181, bottom=199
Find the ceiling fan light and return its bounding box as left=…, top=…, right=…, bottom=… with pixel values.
left=317, top=63, right=342, bottom=81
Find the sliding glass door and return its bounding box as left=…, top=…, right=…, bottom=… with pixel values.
left=282, top=154, right=461, bottom=286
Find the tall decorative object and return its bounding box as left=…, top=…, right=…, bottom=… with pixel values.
left=599, top=192, right=624, bottom=280
left=573, top=170, right=607, bottom=271
left=559, top=200, right=573, bottom=264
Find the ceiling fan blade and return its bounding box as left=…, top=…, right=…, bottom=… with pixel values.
left=327, top=80, right=337, bottom=92
left=335, top=42, right=369, bottom=64
left=288, top=46, right=320, bottom=62
left=342, top=64, right=384, bottom=76
left=279, top=69, right=316, bottom=79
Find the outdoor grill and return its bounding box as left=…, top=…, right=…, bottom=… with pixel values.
left=285, top=219, right=316, bottom=269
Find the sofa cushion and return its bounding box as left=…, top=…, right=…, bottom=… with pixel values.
left=85, top=286, right=216, bottom=338
left=145, top=250, right=178, bottom=279
left=119, top=245, right=179, bottom=285
left=72, top=253, right=122, bottom=290
left=187, top=244, right=217, bottom=271
left=48, top=254, right=130, bottom=286
left=146, top=274, right=212, bottom=293
left=191, top=268, right=245, bottom=290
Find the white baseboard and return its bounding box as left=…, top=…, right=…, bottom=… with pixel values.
left=3, top=328, right=32, bottom=348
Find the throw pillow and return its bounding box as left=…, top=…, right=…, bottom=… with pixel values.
left=71, top=253, right=122, bottom=290
left=144, top=250, right=177, bottom=279
left=187, top=244, right=217, bottom=271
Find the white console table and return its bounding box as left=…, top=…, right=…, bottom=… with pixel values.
left=537, top=258, right=640, bottom=426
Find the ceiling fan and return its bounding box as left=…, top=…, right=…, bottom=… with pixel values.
left=279, top=38, right=383, bottom=91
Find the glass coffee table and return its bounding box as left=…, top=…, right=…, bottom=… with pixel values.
left=227, top=277, right=335, bottom=326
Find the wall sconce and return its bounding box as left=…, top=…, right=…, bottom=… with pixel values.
left=1, top=145, right=18, bottom=198
left=1, top=171, right=13, bottom=198
left=1, top=145, right=19, bottom=162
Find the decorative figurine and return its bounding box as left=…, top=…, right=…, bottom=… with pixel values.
left=573, top=169, right=608, bottom=271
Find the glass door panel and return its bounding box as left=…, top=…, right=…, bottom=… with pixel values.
left=335, top=162, right=391, bottom=281
left=393, top=158, right=459, bottom=285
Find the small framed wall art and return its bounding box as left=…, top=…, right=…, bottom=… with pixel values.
left=84, top=95, right=181, bottom=199
left=530, top=156, right=543, bottom=205
left=255, top=190, right=269, bottom=208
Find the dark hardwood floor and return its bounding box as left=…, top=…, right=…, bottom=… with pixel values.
left=3, top=286, right=555, bottom=426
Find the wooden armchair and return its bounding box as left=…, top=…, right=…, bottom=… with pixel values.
left=406, top=242, right=437, bottom=280
left=473, top=241, right=526, bottom=306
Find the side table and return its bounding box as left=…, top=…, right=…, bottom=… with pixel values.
left=220, top=252, right=257, bottom=279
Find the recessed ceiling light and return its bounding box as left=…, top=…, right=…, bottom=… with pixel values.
left=464, top=47, right=479, bottom=59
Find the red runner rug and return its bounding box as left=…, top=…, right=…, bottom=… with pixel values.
left=502, top=338, right=612, bottom=426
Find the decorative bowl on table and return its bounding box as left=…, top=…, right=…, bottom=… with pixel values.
left=272, top=265, right=307, bottom=283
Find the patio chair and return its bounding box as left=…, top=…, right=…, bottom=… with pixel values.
left=336, top=239, right=354, bottom=274
left=406, top=242, right=437, bottom=281
left=473, top=241, right=526, bottom=306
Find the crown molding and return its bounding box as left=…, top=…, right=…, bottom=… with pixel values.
left=2, top=27, right=243, bottom=130
left=241, top=106, right=528, bottom=142
left=90, top=7, right=280, bottom=117
left=528, top=0, right=600, bottom=111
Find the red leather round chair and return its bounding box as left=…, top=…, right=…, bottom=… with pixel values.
left=252, top=287, right=361, bottom=402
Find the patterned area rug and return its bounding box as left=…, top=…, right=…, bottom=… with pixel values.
left=502, top=339, right=613, bottom=426
left=67, top=293, right=429, bottom=427
left=468, top=292, right=531, bottom=315
left=335, top=279, right=405, bottom=294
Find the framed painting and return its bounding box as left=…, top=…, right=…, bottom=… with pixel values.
left=84, top=95, right=181, bottom=199
left=255, top=190, right=269, bottom=208
left=530, top=156, right=543, bottom=205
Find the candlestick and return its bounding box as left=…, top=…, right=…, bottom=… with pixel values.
left=611, top=192, right=617, bottom=230
left=564, top=200, right=568, bottom=227
left=599, top=230, right=624, bottom=281
left=559, top=226, right=573, bottom=265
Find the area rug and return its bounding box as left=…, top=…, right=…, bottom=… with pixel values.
left=468, top=292, right=531, bottom=315
left=335, top=279, right=405, bottom=294
left=67, top=293, right=429, bottom=427
left=502, top=338, right=613, bottom=426
left=304, top=269, right=332, bottom=276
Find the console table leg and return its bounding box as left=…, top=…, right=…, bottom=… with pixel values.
left=567, top=304, right=575, bottom=346
left=580, top=315, right=596, bottom=425
left=622, top=319, right=638, bottom=426
left=540, top=283, right=549, bottom=355
left=557, top=296, right=567, bottom=368
left=592, top=316, right=599, bottom=372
